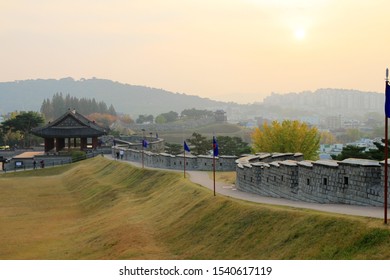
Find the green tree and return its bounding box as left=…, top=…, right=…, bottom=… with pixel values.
left=332, top=141, right=387, bottom=161
left=1, top=130, right=23, bottom=147
left=331, top=145, right=368, bottom=160
left=156, top=111, right=178, bottom=123
left=2, top=111, right=44, bottom=147
left=216, top=136, right=251, bottom=156
left=252, top=120, right=320, bottom=160
left=52, top=92, right=66, bottom=118
left=337, top=128, right=365, bottom=144
left=181, top=108, right=214, bottom=119
left=165, top=142, right=182, bottom=155
left=155, top=115, right=167, bottom=124
left=186, top=132, right=211, bottom=155
left=136, top=114, right=154, bottom=124
left=108, top=104, right=117, bottom=116
left=41, top=93, right=116, bottom=120
left=365, top=141, right=386, bottom=161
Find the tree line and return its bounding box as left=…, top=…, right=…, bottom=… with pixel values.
left=41, top=93, right=116, bottom=121
left=0, top=111, right=44, bottom=148
left=165, top=133, right=251, bottom=156
left=331, top=142, right=386, bottom=161
left=136, top=108, right=216, bottom=124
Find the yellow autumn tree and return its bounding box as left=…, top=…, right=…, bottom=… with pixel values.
left=251, top=120, right=320, bottom=160
left=319, top=131, right=337, bottom=144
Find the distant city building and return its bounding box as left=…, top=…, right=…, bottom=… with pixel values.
left=342, top=119, right=360, bottom=129
left=347, top=138, right=377, bottom=151
left=263, top=89, right=383, bottom=117
left=319, top=143, right=343, bottom=155
left=324, top=115, right=341, bottom=130
left=299, top=116, right=320, bottom=126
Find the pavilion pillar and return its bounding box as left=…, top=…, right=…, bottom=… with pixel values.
left=68, top=138, right=71, bottom=149
left=80, top=138, right=88, bottom=150
left=56, top=138, right=65, bottom=152
left=74, top=138, right=77, bottom=148
left=92, top=137, right=98, bottom=150
left=44, top=138, right=55, bottom=152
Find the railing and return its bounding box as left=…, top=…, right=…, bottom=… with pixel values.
left=2, top=150, right=106, bottom=173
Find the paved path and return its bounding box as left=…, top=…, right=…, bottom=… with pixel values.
left=108, top=155, right=388, bottom=220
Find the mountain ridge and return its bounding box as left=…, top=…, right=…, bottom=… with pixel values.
left=0, top=77, right=230, bottom=116
left=0, top=77, right=384, bottom=119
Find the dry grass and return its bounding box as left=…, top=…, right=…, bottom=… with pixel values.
left=207, top=171, right=236, bottom=185
left=1, top=157, right=390, bottom=260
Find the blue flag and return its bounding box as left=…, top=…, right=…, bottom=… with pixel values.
left=386, top=80, right=390, bottom=118
left=213, top=136, right=219, bottom=157
left=184, top=141, right=190, bottom=152
left=142, top=139, right=148, bottom=148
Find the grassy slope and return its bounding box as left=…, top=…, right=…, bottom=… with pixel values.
left=0, top=157, right=390, bottom=260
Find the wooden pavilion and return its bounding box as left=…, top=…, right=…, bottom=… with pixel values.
left=31, top=110, right=107, bottom=152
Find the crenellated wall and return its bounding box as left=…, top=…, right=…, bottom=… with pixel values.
left=114, top=136, right=165, bottom=153
left=236, top=155, right=387, bottom=206
left=112, top=147, right=238, bottom=171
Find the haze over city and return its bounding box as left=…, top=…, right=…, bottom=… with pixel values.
left=1, top=0, right=390, bottom=104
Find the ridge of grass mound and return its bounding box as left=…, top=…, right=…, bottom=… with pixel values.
left=0, top=157, right=389, bottom=259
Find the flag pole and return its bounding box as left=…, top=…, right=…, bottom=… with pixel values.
left=212, top=135, right=217, bottom=197
left=142, top=141, right=144, bottom=168
left=184, top=148, right=186, bottom=178
left=385, top=68, right=389, bottom=224
left=142, top=129, right=145, bottom=169
left=385, top=116, right=388, bottom=224
left=184, top=141, right=190, bottom=178
left=213, top=150, right=216, bottom=196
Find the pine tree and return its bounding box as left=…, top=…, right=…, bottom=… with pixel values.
left=40, top=94, right=117, bottom=120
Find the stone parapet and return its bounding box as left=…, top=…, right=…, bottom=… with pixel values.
left=236, top=156, right=387, bottom=207
left=112, top=147, right=238, bottom=171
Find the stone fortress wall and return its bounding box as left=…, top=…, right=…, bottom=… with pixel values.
left=236, top=153, right=388, bottom=207
left=112, top=135, right=389, bottom=207
left=112, top=145, right=238, bottom=171
left=114, top=135, right=165, bottom=153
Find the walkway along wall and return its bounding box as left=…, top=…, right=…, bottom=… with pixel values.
left=236, top=154, right=388, bottom=207
left=112, top=146, right=238, bottom=171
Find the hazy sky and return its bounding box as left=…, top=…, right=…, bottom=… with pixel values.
left=1, top=0, right=390, bottom=103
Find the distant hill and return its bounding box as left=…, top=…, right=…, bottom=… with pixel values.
left=0, top=77, right=229, bottom=117
left=0, top=78, right=385, bottom=121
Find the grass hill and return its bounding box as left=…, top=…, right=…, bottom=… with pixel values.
left=0, top=157, right=390, bottom=259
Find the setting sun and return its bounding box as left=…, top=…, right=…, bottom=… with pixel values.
left=1, top=0, right=389, bottom=103
left=294, top=28, right=306, bottom=40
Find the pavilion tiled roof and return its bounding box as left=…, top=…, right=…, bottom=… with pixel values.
left=31, top=110, right=107, bottom=138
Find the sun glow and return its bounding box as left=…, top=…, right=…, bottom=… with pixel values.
left=294, top=28, right=306, bottom=40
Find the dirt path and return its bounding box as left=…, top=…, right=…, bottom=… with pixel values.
left=96, top=155, right=389, bottom=219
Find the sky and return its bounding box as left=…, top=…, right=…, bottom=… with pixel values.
left=1, top=0, right=390, bottom=104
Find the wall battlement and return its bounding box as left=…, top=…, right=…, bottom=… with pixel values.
left=114, top=136, right=165, bottom=153
left=112, top=147, right=238, bottom=171
left=236, top=154, right=388, bottom=206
